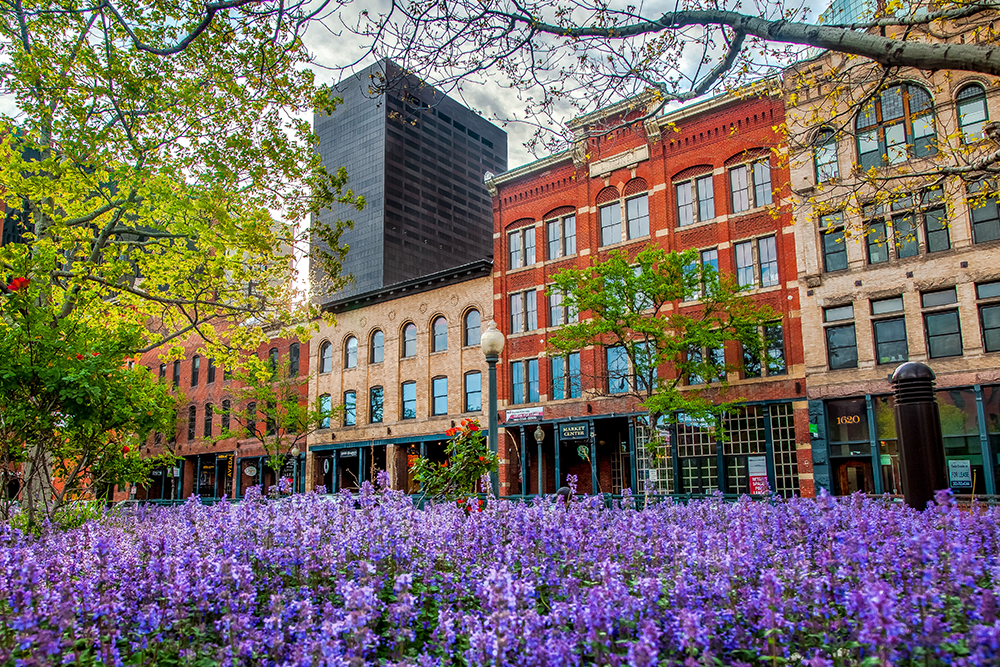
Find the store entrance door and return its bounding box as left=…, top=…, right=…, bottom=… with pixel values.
left=834, top=459, right=874, bottom=495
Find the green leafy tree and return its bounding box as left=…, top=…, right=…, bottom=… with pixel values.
left=548, top=245, right=777, bottom=437
left=216, top=352, right=330, bottom=480
left=0, top=257, right=177, bottom=523
left=411, top=418, right=499, bottom=501
left=0, top=2, right=363, bottom=505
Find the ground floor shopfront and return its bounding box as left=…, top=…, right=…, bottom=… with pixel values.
left=500, top=400, right=809, bottom=499
left=136, top=451, right=308, bottom=501
left=307, top=433, right=452, bottom=494
left=809, top=384, right=1000, bottom=496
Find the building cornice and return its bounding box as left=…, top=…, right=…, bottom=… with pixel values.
left=319, top=257, right=494, bottom=314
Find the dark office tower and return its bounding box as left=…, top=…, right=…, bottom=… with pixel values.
left=311, top=60, right=507, bottom=300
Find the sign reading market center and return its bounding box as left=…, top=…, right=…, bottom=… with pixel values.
left=559, top=422, right=590, bottom=441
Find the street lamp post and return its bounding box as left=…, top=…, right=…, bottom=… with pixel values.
left=480, top=320, right=505, bottom=497
left=534, top=424, right=545, bottom=496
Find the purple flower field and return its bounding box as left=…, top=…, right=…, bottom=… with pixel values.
left=2, top=484, right=999, bottom=667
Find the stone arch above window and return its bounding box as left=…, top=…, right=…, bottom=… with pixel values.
left=623, top=177, right=648, bottom=197
left=672, top=164, right=714, bottom=182
left=543, top=205, right=575, bottom=220
left=595, top=186, right=620, bottom=205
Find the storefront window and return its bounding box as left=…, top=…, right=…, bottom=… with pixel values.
left=826, top=398, right=870, bottom=457
left=938, top=388, right=986, bottom=494
left=723, top=407, right=767, bottom=495
left=198, top=456, right=217, bottom=498
left=676, top=414, right=716, bottom=494
left=874, top=396, right=902, bottom=494
left=985, top=385, right=1000, bottom=494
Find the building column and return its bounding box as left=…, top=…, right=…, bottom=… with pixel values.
left=627, top=418, right=637, bottom=493
left=588, top=419, right=597, bottom=495
left=975, top=385, right=996, bottom=495
left=865, top=395, right=883, bottom=495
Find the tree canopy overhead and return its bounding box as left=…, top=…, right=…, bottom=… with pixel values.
left=0, top=0, right=363, bottom=355
left=347, top=0, right=1000, bottom=152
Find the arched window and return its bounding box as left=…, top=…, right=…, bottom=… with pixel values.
left=370, top=330, right=384, bottom=363
left=464, top=309, right=481, bottom=347
left=268, top=347, right=279, bottom=372
left=958, top=83, right=989, bottom=143
left=172, top=360, right=181, bottom=388
left=246, top=402, right=257, bottom=437
left=221, top=399, right=231, bottom=432
left=813, top=128, right=839, bottom=182
left=288, top=343, right=300, bottom=377
left=856, top=83, right=936, bottom=169
left=319, top=341, right=332, bottom=373
left=191, top=355, right=200, bottom=387
left=158, top=363, right=166, bottom=381
left=432, top=317, right=448, bottom=352
left=401, top=323, right=417, bottom=358
left=319, top=394, right=331, bottom=429
left=344, top=336, right=358, bottom=369
left=187, top=405, right=197, bottom=441
left=204, top=403, right=213, bottom=438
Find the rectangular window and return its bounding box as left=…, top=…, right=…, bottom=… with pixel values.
left=925, top=206, right=950, bottom=253
left=207, top=358, right=216, bottom=384
left=820, top=212, right=848, bottom=272
left=508, top=230, right=522, bottom=269
left=547, top=219, right=559, bottom=259
left=369, top=387, right=384, bottom=423
left=552, top=353, right=582, bottom=399
left=744, top=326, right=785, bottom=377
left=697, top=175, right=715, bottom=221
left=548, top=291, right=564, bottom=326
left=401, top=382, right=416, bottom=419
left=758, top=236, right=778, bottom=287
left=968, top=181, right=1000, bottom=244
left=893, top=212, right=919, bottom=259
left=511, top=359, right=538, bottom=404
left=635, top=342, right=658, bottom=392
left=319, top=395, right=332, bottom=429
left=509, top=290, right=538, bottom=333
left=203, top=404, right=213, bottom=438
left=866, top=220, right=889, bottom=264
left=824, top=304, right=857, bottom=370
left=626, top=195, right=649, bottom=239
left=511, top=361, right=524, bottom=404
left=172, top=360, right=181, bottom=388
left=344, top=391, right=356, bottom=426
left=606, top=346, right=631, bottom=394
left=191, top=356, right=200, bottom=387
left=730, top=165, right=751, bottom=213
left=981, top=303, right=1000, bottom=352
left=735, top=241, right=754, bottom=288
left=871, top=297, right=908, bottom=365
left=508, top=227, right=535, bottom=269
left=510, top=292, right=523, bottom=333
left=765, top=324, right=786, bottom=375
left=526, top=290, right=537, bottom=331
left=753, top=160, right=773, bottom=206
left=730, top=160, right=771, bottom=214
left=464, top=372, right=482, bottom=412
left=564, top=216, right=576, bottom=255
left=925, top=311, right=962, bottom=358
left=922, top=287, right=957, bottom=308
left=676, top=181, right=694, bottom=226
left=600, top=203, right=622, bottom=246
left=432, top=377, right=448, bottom=415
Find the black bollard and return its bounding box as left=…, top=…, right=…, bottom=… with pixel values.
left=891, top=362, right=947, bottom=510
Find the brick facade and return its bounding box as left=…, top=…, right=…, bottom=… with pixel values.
left=488, top=90, right=812, bottom=498
left=305, top=260, right=494, bottom=493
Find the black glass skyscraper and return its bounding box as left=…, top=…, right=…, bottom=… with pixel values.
left=311, top=60, right=507, bottom=299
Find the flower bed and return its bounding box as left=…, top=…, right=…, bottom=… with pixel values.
left=2, top=485, right=999, bottom=666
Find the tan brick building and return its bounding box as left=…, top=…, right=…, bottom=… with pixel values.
left=305, top=259, right=494, bottom=492
left=785, top=46, right=1000, bottom=496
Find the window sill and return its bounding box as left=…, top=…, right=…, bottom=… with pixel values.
left=729, top=204, right=773, bottom=220
left=542, top=254, right=579, bottom=267
left=506, top=264, right=538, bottom=275
left=598, top=234, right=651, bottom=252
left=676, top=215, right=726, bottom=231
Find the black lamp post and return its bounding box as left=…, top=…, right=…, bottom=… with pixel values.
left=480, top=320, right=505, bottom=496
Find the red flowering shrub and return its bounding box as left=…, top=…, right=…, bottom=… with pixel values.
left=410, top=418, right=498, bottom=500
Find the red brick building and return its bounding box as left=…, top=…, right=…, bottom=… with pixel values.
left=487, top=87, right=814, bottom=498
left=130, top=334, right=309, bottom=501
